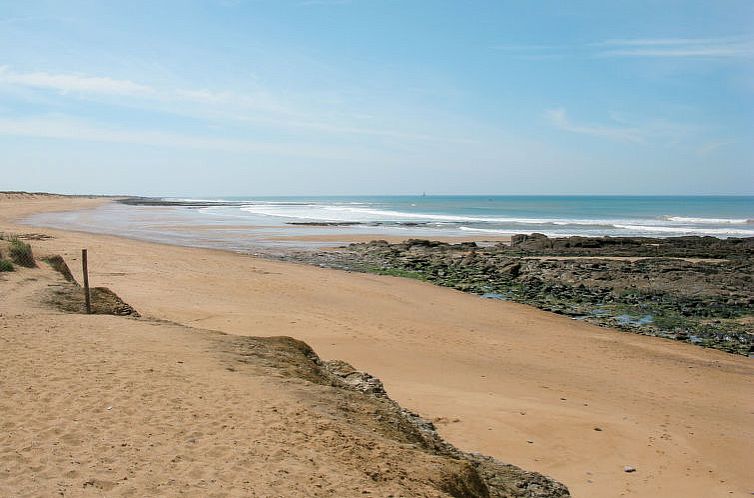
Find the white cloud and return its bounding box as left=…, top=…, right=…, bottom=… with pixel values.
left=492, top=36, right=754, bottom=59
left=596, top=36, right=754, bottom=58
left=545, top=108, right=709, bottom=150
left=174, top=88, right=232, bottom=103
left=0, top=66, right=469, bottom=143
left=696, top=139, right=734, bottom=156
left=173, top=88, right=291, bottom=115
left=0, top=116, right=359, bottom=159
left=545, top=108, right=644, bottom=143
left=599, top=36, right=740, bottom=47
left=0, top=67, right=288, bottom=113
left=0, top=66, right=154, bottom=96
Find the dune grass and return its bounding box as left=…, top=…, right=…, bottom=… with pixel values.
left=8, top=237, right=36, bottom=268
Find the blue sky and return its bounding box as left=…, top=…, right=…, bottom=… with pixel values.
left=0, top=0, right=752, bottom=196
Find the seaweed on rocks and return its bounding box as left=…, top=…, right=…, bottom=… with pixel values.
left=276, top=235, right=754, bottom=356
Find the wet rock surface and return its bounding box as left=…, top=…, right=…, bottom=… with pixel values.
left=276, top=235, right=753, bottom=356
left=506, top=233, right=753, bottom=258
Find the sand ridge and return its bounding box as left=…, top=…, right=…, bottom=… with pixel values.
left=2, top=195, right=753, bottom=497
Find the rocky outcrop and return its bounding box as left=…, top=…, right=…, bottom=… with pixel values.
left=508, top=233, right=753, bottom=259
left=278, top=236, right=753, bottom=355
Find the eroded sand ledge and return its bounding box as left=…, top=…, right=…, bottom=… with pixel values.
left=2, top=194, right=753, bottom=497
left=0, top=254, right=568, bottom=496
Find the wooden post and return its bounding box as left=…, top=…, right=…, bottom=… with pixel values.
left=82, top=249, right=91, bottom=314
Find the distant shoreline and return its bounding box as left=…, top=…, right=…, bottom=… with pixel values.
left=16, top=194, right=754, bottom=254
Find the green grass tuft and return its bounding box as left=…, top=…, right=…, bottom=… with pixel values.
left=8, top=237, right=36, bottom=268
left=0, top=259, right=14, bottom=272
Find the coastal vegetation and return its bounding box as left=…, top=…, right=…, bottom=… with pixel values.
left=8, top=237, right=36, bottom=268
left=0, top=257, right=14, bottom=272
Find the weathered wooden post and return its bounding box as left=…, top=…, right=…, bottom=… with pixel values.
left=82, top=249, right=91, bottom=314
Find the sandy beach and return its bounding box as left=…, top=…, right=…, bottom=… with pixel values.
left=1, top=194, right=752, bottom=497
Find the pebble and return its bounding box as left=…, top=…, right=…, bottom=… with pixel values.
left=624, top=466, right=636, bottom=473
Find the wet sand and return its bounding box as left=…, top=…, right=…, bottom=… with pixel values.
left=23, top=199, right=513, bottom=250
left=2, top=194, right=753, bottom=497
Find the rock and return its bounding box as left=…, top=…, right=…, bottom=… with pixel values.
left=624, top=466, right=636, bottom=473
left=292, top=236, right=754, bottom=356
left=324, top=360, right=387, bottom=397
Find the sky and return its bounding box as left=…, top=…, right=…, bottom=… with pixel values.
left=0, top=0, right=752, bottom=196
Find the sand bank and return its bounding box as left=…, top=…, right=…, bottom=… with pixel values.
left=2, top=195, right=753, bottom=497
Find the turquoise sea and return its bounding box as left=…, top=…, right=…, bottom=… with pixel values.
left=186, top=195, right=754, bottom=237
left=25, top=195, right=754, bottom=251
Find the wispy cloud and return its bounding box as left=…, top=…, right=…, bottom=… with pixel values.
left=490, top=44, right=561, bottom=52
left=493, top=35, right=754, bottom=59
left=596, top=36, right=754, bottom=58
left=696, top=139, right=735, bottom=156
left=299, top=0, right=352, bottom=5
left=0, top=66, right=153, bottom=96
left=0, top=116, right=359, bottom=159
left=545, top=108, right=644, bottom=143
left=545, top=108, right=708, bottom=148
left=0, top=66, right=476, bottom=144
left=0, top=67, right=285, bottom=111
left=490, top=44, right=570, bottom=60
left=172, top=88, right=289, bottom=114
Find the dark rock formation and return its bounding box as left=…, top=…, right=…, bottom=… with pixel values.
left=508, top=233, right=753, bottom=259
left=277, top=235, right=753, bottom=356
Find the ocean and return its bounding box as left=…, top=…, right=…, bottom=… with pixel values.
left=24, top=195, right=754, bottom=251
left=171, top=195, right=753, bottom=237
